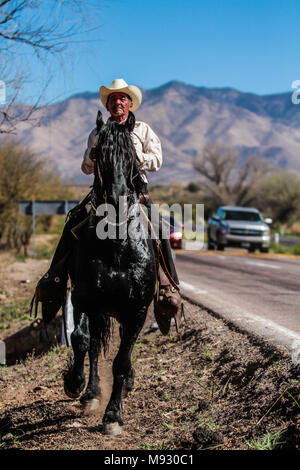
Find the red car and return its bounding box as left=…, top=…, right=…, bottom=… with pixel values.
left=161, top=215, right=183, bottom=249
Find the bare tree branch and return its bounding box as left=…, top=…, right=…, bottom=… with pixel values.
left=193, top=142, right=273, bottom=209
left=0, top=0, right=103, bottom=132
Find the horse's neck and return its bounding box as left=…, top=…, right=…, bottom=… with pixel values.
left=91, top=188, right=139, bottom=218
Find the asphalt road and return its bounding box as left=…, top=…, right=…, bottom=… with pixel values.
left=175, top=248, right=300, bottom=359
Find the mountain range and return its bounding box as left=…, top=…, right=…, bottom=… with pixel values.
left=5, top=80, right=300, bottom=186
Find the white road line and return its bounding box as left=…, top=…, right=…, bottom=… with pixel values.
left=235, top=310, right=300, bottom=359
left=245, top=261, right=280, bottom=270
left=180, top=279, right=300, bottom=363
left=180, top=281, right=208, bottom=295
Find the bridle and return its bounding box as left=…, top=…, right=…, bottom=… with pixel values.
left=91, top=133, right=142, bottom=228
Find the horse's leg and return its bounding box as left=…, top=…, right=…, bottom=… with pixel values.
left=79, top=315, right=104, bottom=410
left=64, top=309, right=89, bottom=399
left=118, top=325, right=135, bottom=398
left=102, top=307, right=147, bottom=436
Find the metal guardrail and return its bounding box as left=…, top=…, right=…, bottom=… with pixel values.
left=19, top=200, right=79, bottom=258
left=271, top=234, right=300, bottom=247
left=19, top=200, right=79, bottom=216
left=277, top=236, right=300, bottom=247
left=0, top=340, right=5, bottom=365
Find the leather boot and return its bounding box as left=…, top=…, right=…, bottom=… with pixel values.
left=154, top=265, right=183, bottom=336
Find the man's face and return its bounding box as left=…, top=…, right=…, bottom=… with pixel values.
left=106, top=92, right=133, bottom=120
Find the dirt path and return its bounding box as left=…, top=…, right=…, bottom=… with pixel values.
left=0, top=256, right=299, bottom=451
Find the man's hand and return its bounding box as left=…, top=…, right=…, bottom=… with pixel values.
left=139, top=192, right=150, bottom=206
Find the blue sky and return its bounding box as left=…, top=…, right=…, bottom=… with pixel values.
left=16, top=0, right=300, bottom=103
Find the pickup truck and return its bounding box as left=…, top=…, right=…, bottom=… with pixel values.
left=207, top=206, right=271, bottom=253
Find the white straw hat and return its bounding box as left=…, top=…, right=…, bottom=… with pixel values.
left=99, top=78, right=142, bottom=112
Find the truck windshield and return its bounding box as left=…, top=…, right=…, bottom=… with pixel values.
left=222, top=211, right=262, bottom=222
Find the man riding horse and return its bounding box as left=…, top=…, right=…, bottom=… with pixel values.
left=32, top=78, right=182, bottom=335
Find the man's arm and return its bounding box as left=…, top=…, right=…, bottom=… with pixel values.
left=135, top=123, right=162, bottom=172
left=81, top=128, right=98, bottom=174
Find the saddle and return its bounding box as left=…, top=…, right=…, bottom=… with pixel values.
left=30, top=191, right=184, bottom=336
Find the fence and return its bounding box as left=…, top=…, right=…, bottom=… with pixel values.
left=19, top=200, right=79, bottom=258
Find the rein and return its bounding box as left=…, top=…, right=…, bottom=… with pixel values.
left=92, top=115, right=142, bottom=228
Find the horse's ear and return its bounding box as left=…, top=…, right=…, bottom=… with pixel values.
left=96, top=110, right=104, bottom=132
left=126, top=111, right=136, bottom=132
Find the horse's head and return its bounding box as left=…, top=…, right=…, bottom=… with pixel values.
left=93, top=111, right=143, bottom=209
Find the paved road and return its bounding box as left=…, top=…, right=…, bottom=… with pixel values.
left=175, top=248, right=300, bottom=358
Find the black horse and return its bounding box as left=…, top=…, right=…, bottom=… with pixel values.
left=63, top=112, right=158, bottom=435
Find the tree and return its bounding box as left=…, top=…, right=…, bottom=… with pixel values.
left=0, top=142, right=73, bottom=254
left=192, top=142, right=272, bottom=211
left=0, top=0, right=102, bottom=133
left=254, top=170, right=300, bottom=228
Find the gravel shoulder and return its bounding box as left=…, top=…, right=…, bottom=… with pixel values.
left=0, top=255, right=299, bottom=451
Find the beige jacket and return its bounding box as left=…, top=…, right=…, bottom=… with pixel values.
left=81, top=121, right=162, bottom=183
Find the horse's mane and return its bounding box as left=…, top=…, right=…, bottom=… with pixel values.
left=93, top=111, right=144, bottom=198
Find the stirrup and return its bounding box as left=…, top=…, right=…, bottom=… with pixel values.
left=154, top=278, right=183, bottom=336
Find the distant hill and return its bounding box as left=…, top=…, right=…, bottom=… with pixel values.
left=3, top=80, right=300, bottom=185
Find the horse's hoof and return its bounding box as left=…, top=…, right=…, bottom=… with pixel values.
left=64, top=379, right=85, bottom=399
left=102, top=422, right=122, bottom=436
left=63, top=369, right=86, bottom=399
left=64, top=385, right=83, bottom=399
left=83, top=398, right=101, bottom=414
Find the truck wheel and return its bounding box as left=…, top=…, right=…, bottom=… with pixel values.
left=207, top=230, right=215, bottom=250
left=248, top=247, right=255, bottom=253
left=207, top=238, right=215, bottom=250
left=216, top=234, right=225, bottom=251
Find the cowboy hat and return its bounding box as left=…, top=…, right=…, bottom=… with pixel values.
left=99, top=78, right=142, bottom=112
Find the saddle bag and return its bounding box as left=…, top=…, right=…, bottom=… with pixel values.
left=30, top=197, right=90, bottom=323
left=30, top=253, right=69, bottom=324
left=153, top=264, right=184, bottom=336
